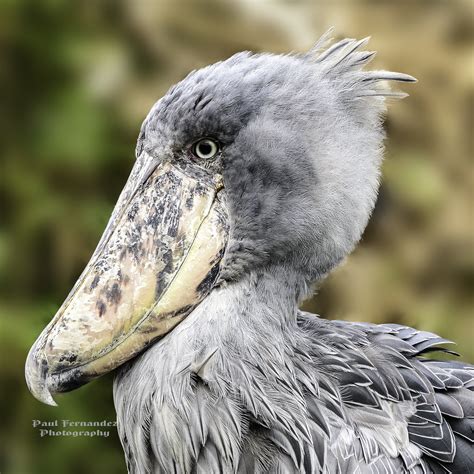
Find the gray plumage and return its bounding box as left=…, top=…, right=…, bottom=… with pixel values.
left=113, top=33, right=474, bottom=473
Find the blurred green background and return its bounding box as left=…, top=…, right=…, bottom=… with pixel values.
left=0, top=0, right=472, bottom=473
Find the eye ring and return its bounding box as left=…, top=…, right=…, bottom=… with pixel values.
left=192, top=138, right=220, bottom=160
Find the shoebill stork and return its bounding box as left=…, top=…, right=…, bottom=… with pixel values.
left=26, top=32, right=474, bottom=473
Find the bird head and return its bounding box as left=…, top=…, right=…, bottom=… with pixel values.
left=26, top=33, right=415, bottom=405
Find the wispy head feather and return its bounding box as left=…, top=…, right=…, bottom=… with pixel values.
left=309, top=29, right=416, bottom=101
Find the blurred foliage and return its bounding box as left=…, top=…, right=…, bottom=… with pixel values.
left=0, top=0, right=472, bottom=473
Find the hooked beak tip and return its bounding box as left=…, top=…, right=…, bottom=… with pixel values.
left=25, top=344, right=58, bottom=407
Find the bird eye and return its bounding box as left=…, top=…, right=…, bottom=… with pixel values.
left=192, top=138, right=219, bottom=160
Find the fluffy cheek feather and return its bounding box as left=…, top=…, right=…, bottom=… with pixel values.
left=220, top=101, right=384, bottom=282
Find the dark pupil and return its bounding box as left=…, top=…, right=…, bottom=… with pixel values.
left=198, top=141, right=212, bottom=156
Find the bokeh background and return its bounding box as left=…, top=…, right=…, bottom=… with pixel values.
left=1, top=0, right=472, bottom=473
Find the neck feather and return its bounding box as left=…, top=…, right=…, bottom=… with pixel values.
left=197, top=265, right=306, bottom=335
left=113, top=265, right=314, bottom=472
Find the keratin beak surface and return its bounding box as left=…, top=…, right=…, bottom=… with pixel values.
left=25, top=155, right=228, bottom=405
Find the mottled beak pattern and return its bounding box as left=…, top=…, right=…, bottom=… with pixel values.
left=25, top=153, right=228, bottom=405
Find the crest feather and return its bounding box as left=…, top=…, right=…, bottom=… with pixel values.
left=310, top=29, right=416, bottom=100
